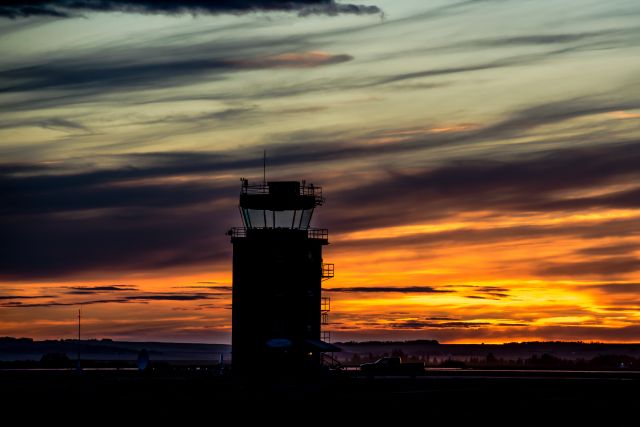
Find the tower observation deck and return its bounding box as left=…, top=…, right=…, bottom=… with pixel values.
left=229, top=179, right=339, bottom=377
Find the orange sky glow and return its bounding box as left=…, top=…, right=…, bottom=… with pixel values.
left=2, top=1, right=640, bottom=344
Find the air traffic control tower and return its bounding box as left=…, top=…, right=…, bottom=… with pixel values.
left=229, top=178, right=339, bottom=376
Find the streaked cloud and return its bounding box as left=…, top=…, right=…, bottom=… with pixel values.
left=537, top=257, right=640, bottom=277
left=0, top=51, right=354, bottom=94
left=0, top=295, right=54, bottom=300
left=66, top=285, right=139, bottom=294
left=229, top=51, right=353, bottom=68
left=584, top=283, right=640, bottom=294
left=1, top=289, right=224, bottom=307
left=389, top=320, right=527, bottom=329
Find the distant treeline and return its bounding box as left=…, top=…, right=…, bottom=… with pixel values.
left=334, top=340, right=635, bottom=346
left=3, top=337, right=640, bottom=371
left=340, top=349, right=639, bottom=370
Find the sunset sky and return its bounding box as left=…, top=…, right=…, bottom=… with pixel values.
left=2, top=0, right=640, bottom=344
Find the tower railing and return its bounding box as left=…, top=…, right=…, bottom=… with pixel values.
left=307, top=228, right=328, bottom=240
left=300, top=184, right=323, bottom=201
left=228, top=227, right=328, bottom=240
left=228, top=227, right=246, bottom=238
left=240, top=180, right=324, bottom=204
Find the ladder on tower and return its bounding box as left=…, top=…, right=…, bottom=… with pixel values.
left=321, top=296, right=330, bottom=325
left=321, top=263, right=334, bottom=280
left=321, top=262, right=334, bottom=350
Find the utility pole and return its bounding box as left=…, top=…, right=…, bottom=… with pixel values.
left=77, top=306, right=82, bottom=371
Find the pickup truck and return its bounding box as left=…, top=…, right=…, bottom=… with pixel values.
left=360, top=357, right=425, bottom=377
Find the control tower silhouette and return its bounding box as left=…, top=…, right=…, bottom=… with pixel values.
left=228, top=178, right=338, bottom=376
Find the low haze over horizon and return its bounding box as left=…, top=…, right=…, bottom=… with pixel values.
left=2, top=0, right=640, bottom=344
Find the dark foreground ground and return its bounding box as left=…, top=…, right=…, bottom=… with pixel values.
left=2, top=369, right=639, bottom=424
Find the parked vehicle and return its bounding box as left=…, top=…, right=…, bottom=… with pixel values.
left=360, top=357, right=424, bottom=376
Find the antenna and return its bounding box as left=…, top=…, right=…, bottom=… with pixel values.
left=263, top=150, right=266, bottom=184
left=77, top=305, right=82, bottom=371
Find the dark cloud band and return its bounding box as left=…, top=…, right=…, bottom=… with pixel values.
left=0, top=0, right=381, bottom=19
left=326, top=286, right=452, bottom=293
left=0, top=291, right=224, bottom=307
left=3, top=137, right=640, bottom=280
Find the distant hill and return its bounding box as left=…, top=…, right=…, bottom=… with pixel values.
left=0, top=337, right=230, bottom=362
